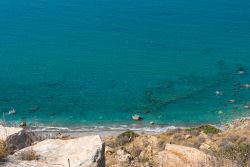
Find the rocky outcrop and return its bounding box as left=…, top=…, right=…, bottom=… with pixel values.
left=6, top=130, right=33, bottom=154
left=115, top=149, right=133, bottom=165
left=4, top=135, right=105, bottom=167
left=104, top=128, right=243, bottom=167
left=0, top=125, right=32, bottom=153
left=155, top=144, right=236, bottom=167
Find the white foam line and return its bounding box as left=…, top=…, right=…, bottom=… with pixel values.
left=30, top=125, right=181, bottom=133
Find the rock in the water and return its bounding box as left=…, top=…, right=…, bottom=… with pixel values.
left=132, top=115, right=141, bottom=121
left=241, top=84, right=250, bottom=88
left=7, top=135, right=105, bottom=167
left=244, top=102, right=250, bottom=109
left=244, top=105, right=250, bottom=109
left=218, top=110, right=224, bottom=115
left=237, top=68, right=246, bottom=75
left=215, top=90, right=223, bottom=96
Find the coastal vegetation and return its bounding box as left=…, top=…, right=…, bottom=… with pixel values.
left=217, top=143, right=250, bottom=167
left=19, top=149, right=39, bottom=161
left=0, top=140, right=8, bottom=160
left=116, top=130, right=139, bottom=146
left=187, top=124, right=221, bottom=135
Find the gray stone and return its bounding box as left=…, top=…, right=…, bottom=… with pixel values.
left=0, top=125, right=32, bottom=153
left=6, top=130, right=33, bottom=154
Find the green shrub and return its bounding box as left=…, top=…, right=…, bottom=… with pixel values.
left=187, top=124, right=221, bottom=135
left=116, top=131, right=139, bottom=146
left=199, top=125, right=221, bottom=134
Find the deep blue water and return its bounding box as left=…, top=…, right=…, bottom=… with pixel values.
left=0, top=0, right=250, bottom=129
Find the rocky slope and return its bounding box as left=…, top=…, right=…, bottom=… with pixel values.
left=104, top=119, right=250, bottom=167
left=0, top=118, right=249, bottom=167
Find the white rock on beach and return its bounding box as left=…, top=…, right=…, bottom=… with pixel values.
left=5, top=135, right=105, bottom=167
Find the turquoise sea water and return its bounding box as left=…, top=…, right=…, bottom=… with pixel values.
left=0, top=0, right=250, bottom=130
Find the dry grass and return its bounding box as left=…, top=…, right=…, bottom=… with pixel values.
left=0, top=139, right=8, bottom=160
left=157, top=140, right=166, bottom=151
left=130, top=145, right=142, bottom=157
left=193, top=137, right=206, bottom=148
left=217, top=143, right=250, bottom=167
left=19, top=149, right=39, bottom=161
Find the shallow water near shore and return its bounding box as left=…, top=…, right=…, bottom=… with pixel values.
left=0, top=0, right=250, bottom=129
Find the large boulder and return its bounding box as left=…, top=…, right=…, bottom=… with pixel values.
left=155, top=144, right=236, bottom=167
left=0, top=125, right=32, bottom=153
left=6, top=130, right=33, bottom=154
left=6, top=135, right=105, bottom=167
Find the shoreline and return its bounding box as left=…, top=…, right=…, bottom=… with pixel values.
left=2, top=117, right=247, bottom=138
left=1, top=117, right=249, bottom=166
